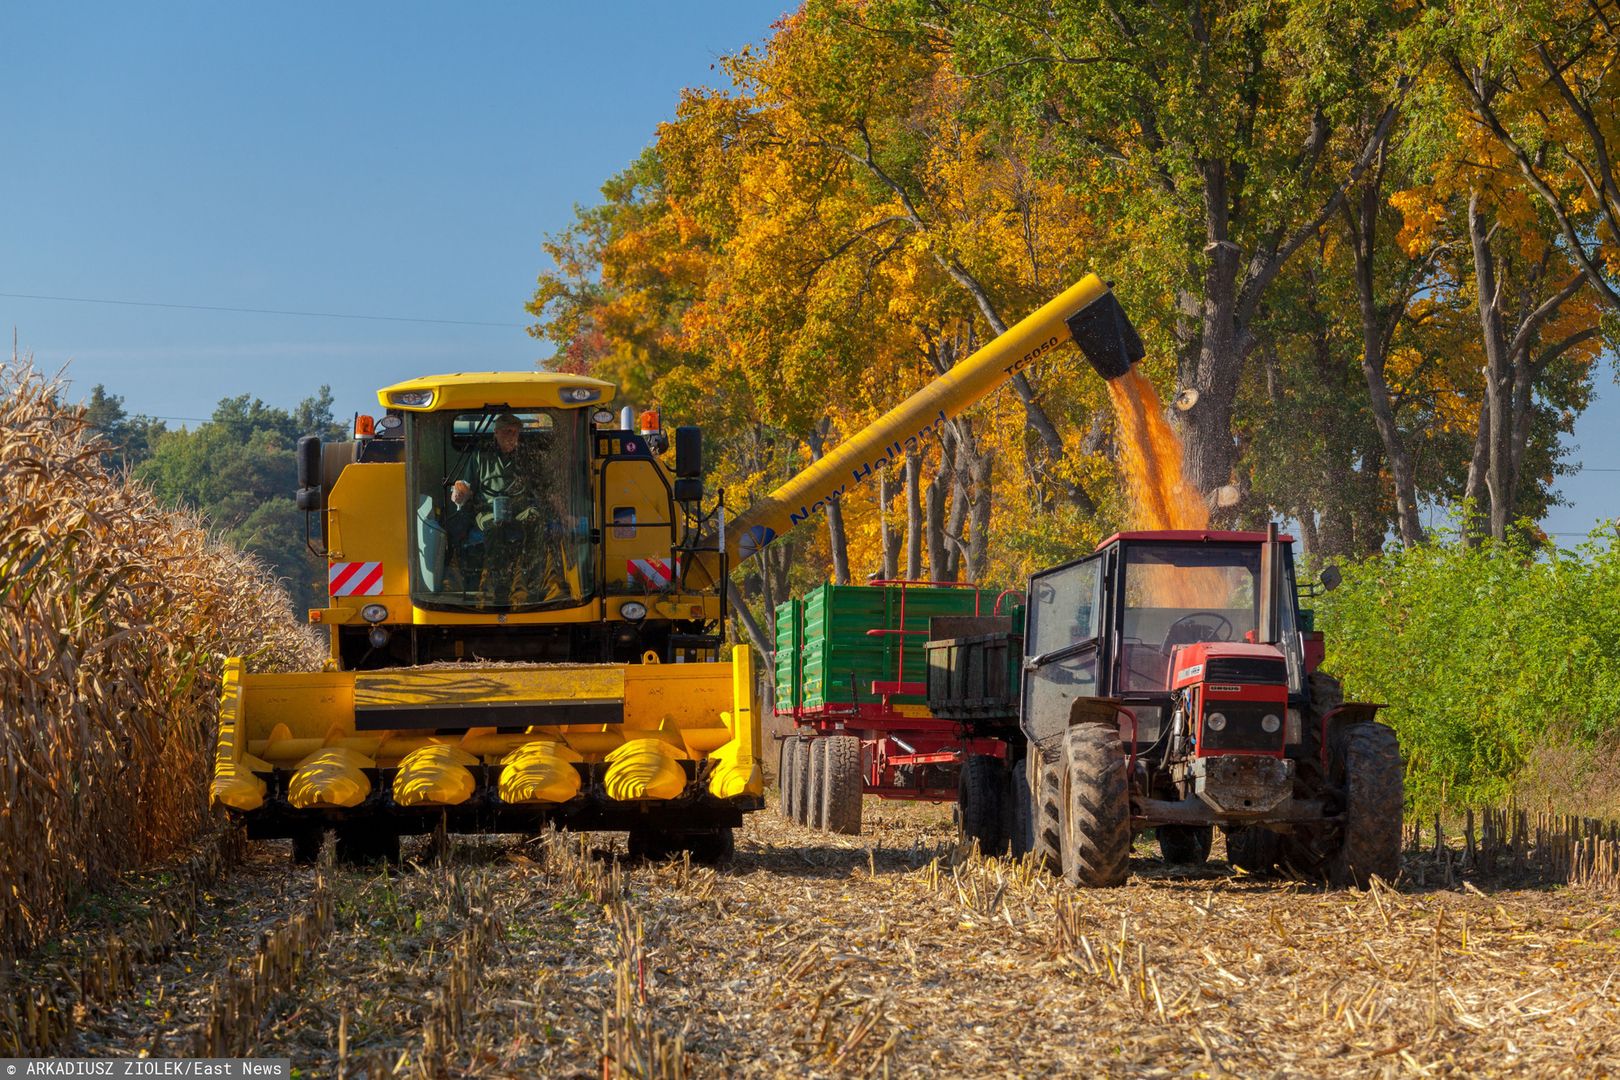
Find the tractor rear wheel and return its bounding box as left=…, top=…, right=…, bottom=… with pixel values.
left=821, top=735, right=863, bottom=835
left=791, top=735, right=815, bottom=826
left=958, top=754, right=1007, bottom=855
left=1059, top=724, right=1131, bottom=887
left=1225, top=827, right=1281, bottom=874
left=805, top=737, right=828, bottom=830
left=1028, top=740, right=1064, bottom=874
left=1158, top=824, right=1213, bottom=865
left=1331, top=722, right=1404, bottom=888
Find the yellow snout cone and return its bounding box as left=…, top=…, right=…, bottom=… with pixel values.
left=499, top=740, right=583, bottom=804
left=393, top=745, right=479, bottom=807
left=603, top=738, right=687, bottom=800
left=288, top=747, right=374, bottom=809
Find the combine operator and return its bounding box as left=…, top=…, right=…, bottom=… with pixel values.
left=444, top=411, right=570, bottom=605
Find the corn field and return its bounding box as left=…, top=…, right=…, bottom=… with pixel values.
left=0, top=360, right=321, bottom=967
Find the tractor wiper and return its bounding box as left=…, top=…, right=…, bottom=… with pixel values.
left=1025, top=639, right=1098, bottom=671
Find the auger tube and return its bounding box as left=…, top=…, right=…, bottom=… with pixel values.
left=725, top=273, right=1138, bottom=563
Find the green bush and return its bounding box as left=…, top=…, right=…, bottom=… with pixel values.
left=1312, top=529, right=1620, bottom=812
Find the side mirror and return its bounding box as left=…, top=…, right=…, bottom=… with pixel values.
left=674, top=426, right=702, bottom=479
left=295, top=435, right=322, bottom=510
left=1319, top=565, right=1342, bottom=592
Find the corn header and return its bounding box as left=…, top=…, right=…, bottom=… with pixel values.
left=210, top=274, right=1142, bottom=863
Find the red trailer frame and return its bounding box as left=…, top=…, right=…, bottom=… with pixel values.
left=776, top=580, right=1018, bottom=802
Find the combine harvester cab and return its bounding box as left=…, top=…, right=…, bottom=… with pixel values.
left=211, top=373, right=761, bottom=864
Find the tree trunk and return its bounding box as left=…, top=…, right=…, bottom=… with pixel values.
left=806, top=420, right=851, bottom=583
left=877, top=467, right=901, bottom=581
left=967, top=446, right=994, bottom=583
left=1468, top=191, right=1516, bottom=540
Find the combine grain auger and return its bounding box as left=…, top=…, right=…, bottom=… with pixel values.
left=209, top=275, right=1140, bottom=864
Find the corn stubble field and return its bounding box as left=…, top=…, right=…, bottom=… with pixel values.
left=3, top=797, right=1615, bottom=1079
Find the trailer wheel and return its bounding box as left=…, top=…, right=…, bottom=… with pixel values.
left=1059, top=724, right=1131, bottom=887
left=1157, top=824, right=1213, bottom=865
left=1225, top=827, right=1281, bottom=874
left=1009, top=750, right=1035, bottom=857
left=821, top=735, right=863, bottom=836
left=335, top=825, right=400, bottom=866
left=958, top=755, right=1007, bottom=854
left=1028, top=740, right=1064, bottom=874
left=792, top=736, right=815, bottom=826
left=1330, top=722, right=1404, bottom=889
left=779, top=737, right=800, bottom=819
left=805, top=737, right=827, bottom=830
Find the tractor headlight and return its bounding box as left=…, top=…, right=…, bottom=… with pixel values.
left=361, top=603, right=388, bottom=623
left=368, top=626, right=391, bottom=649
left=388, top=390, right=434, bottom=407
left=1205, top=712, right=1227, bottom=731
left=1261, top=713, right=1282, bottom=734
left=560, top=386, right=601, bottom=403
left=620, top=601, right=647, bottom=621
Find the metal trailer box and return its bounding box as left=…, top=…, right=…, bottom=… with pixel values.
left=772, top=598, right=803, bottom=714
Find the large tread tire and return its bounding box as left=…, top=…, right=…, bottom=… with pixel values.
left=779, top=737, right=801, bottom=819
left=1059, top=724, right=1131, bottom=887
left=1010, top=750, right=1035, bottom=857
left=1029, top=740, right=1064, bottom=874
left=290, top=826, right=324, bottom=866
left=791, top=735, right=815, bottom=825
left=631, top=828, right=734, bottom=866
left=958, top=754, right=1007, bottom=855
left=335, top=825, right=400, bottom=867
left=805, top=737, right=827, bottom=831
left=686, top=828, right=736, bottom=867
left=821, top=735, right=863, bottom=836
left=1331, top=722, right=1404, bottom=889
left=1225, top=827, right=1281, bottom=874
left=1157, top=824, right=1213, bottom=865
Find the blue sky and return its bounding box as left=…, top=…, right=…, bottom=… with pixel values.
left=3, top=2, right=1616, bottom=540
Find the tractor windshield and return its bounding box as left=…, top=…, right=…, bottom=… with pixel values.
left=1117, top=543, right=1287, bottom=693
left=407, top=407, right=594, bottom=611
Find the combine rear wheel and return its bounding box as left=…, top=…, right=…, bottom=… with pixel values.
left=335, top=825, right=400, bottom=866
left=1059, top=724, right=1131, bottom=887
left=1331, top=722, right=1404, bottom=888
left=1028, top=740, right=1064, bottom=874
left=820, top=735, right=863, bottom=836
left=1157, top=825, right=1213, bottom=865
left=958, top=754, right=1007, bottom=854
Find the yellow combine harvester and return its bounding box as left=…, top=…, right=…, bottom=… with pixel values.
left=209, top=273, right=1143, bottom=864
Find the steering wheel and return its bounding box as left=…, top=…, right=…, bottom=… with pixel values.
left=1161, top=611, right=1233, bottom=652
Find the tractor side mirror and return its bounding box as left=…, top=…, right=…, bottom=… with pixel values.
left=1319, top=565, right=1342, bottom=592
left=674, top=426, right=702, bottom=478
left=295, top=435, right=322, bottom=510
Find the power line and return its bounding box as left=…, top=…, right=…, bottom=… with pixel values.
left=0, top=290, right=527, bottom=328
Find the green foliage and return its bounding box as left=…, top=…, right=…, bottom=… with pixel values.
left=1313, top=528, right=1620, bottom=811
left=82, top=385, right=168, bottom=472
left=128, top=389, right=343, bottom=611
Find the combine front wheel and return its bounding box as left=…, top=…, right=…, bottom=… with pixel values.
left=1059, top=724, right=1131, bottom=887
left=1331, top=722, right=1404, bottom=888
left=290, top=826, right=324, bottom=866
left=821, top=735, right=863, bottom=836
left=335, top=825, right=400, bottom=866
left=958, top=754, right=1007, bottom=855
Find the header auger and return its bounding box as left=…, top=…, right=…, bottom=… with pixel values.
left=210, top=274, right=1143, bottom=865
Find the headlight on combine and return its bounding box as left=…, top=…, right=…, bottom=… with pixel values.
left=388, top=390, right=434, bottom=407
left=561, top=386, right=602, bottom=403
left=620, top=601, right=647, bottom=621
left=368, top=626, right=391, bottom=649
left=361, top=603, right=388, bottom=623
left=1205, top=711, right=1227, bottom=732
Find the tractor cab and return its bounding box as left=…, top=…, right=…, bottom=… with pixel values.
left=1022, top=529, right=1308, bottom=757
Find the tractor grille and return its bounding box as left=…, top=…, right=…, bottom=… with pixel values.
left=1205, top=656, right=1287, bottom=685
left=1200, top=702, right=1287, bottom=752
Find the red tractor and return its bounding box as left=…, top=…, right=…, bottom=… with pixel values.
left=936, top=525, right=1403, bottom=887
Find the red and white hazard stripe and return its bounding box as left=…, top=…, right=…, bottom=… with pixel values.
left=329, top=561, right=385, bottom=596
left=627, top=557, right=675, bottom=588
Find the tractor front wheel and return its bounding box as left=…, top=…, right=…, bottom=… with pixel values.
left=958, top=754, right=1007, bottom=855
left=1028, top=740, right=1064, bottom=874
left=1224, top=827, right=1280, bottom=875
left=1059, top=724, right=1131, bottom=887
left=1331, top=722, right=1404, bottom=888
left=1158, top=824, right=1213, bottom=865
